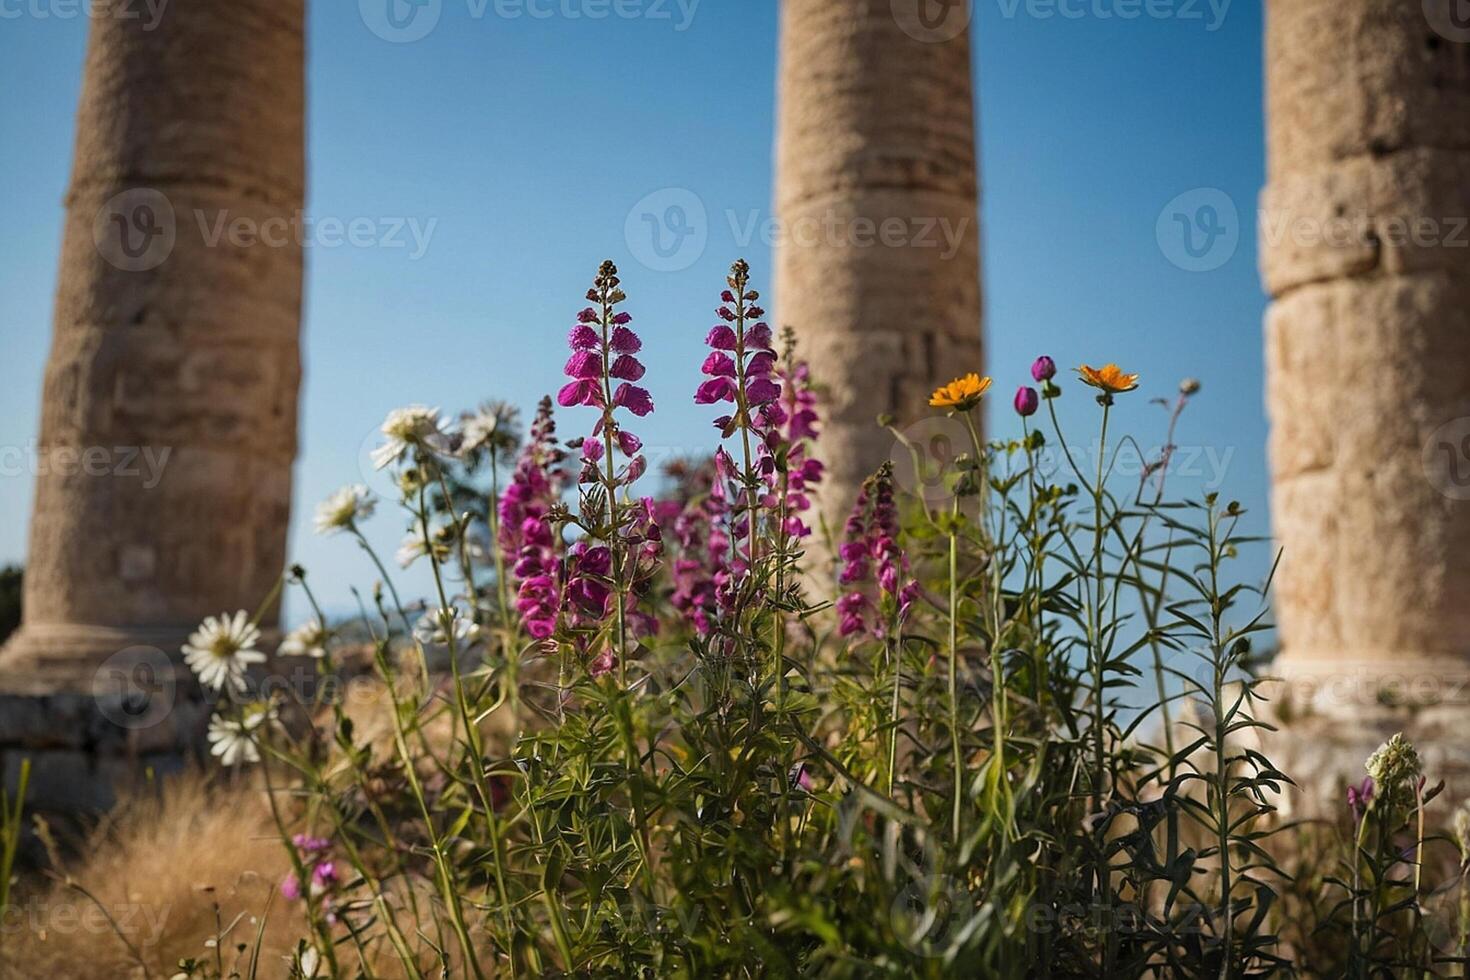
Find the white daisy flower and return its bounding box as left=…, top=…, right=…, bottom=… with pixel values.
left=278, top=618, right=332, bottom=659
left=460, top=401, right=520, bottom=456
left=296, top=944, right=322, bottom=978
left=371, top=405, right=450, bottom=470
left=396, top=533, right=429, bottom=569
left=397, top=522, right=458, bottom=569
left=313, top=484, right=376, bottom=535
left=183, top=611, right=265, bottom=694
left=413, top=606, right=481, bottom=649
left=206, top=703, right=274, bottom=767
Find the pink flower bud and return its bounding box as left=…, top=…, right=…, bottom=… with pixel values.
left=1014, top=386, right=1040, bottom=417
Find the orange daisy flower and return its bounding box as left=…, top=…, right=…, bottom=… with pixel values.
left=929, top=373, right=993, bottom=411
left=1076, top=363, right=1140, bottom=394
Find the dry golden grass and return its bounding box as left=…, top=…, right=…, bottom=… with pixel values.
left=2, top=671, right=514, bottom=979
left=3, top=771, right=296, bottom=980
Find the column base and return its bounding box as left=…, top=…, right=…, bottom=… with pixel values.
left=1259, top=653, right=1470, bottom=817
left=0, top=622, right=196, bottom=693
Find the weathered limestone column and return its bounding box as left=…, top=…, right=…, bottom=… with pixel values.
left=0, top=0, right=305, bottom=690
left=1263, top=0, right=1470, bottom=795
left=774, top=0, right=982, bottom=533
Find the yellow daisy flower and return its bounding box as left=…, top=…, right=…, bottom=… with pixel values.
left=1076, top=363, right=1140, bottom=394
left=929, top=373, right=993, bottom=411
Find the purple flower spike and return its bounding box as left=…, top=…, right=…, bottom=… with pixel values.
left=540, top=260, right=664, bottom=673
left=500, top=397, right=568, bottom=645
left=1347, top=776, right=1374, bottom=821
left=838, top=463, right=916, bottom=642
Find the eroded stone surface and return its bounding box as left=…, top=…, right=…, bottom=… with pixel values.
left=0, top=686, right=209, bottom=811
left=774, top=0, right=983, bottom=543
left=0, top=0, right=305, bottom=683
left=1264, top=0, right=1470, bottom=788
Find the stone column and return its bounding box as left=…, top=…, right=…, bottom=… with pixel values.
left=1263, top=0, right=1470, bottom=789
left=0, top=0, right=305, bottom=689
left=774, top=0, right=982, bottom=535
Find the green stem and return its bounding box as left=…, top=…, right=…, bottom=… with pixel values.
left=1090, top=403, right=1112, bottom=810
left=418, top=484, right=516, bottom=975
left=948, top=498, right=963, bottom=845
left=887, top=634, right=901, bottom=798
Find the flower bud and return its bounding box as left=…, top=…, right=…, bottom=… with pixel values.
left=1031, top=356, right=1057, bottom=382
left=1014, top=386, right=1039, bottom=417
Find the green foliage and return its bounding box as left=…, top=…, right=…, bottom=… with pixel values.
left=186, top=264, right=1464, bottom=979
left=0, top=565, right=21, bottom=645
left=0, top=758, right=30, bottom=960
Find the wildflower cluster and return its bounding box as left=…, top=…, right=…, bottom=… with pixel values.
left=164, top=259, right=1470, bottom=979
left=280, top=835, right=341, bottom=917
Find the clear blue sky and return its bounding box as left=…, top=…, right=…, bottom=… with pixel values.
left=0, top=0, right=1269, bottom=624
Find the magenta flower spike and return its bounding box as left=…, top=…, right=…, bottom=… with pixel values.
left=548, top=261, right=665, bottom=677
left=560, top=261, right=654, bottom=494
left=837, top=463, right=918, bottom=641
left=499, top=396, right=568, bottom=643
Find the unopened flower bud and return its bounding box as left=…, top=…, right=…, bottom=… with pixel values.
left=1014, top=386, right=1040, bottom=417
left=1031, top=356, right=1057, bottom=382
